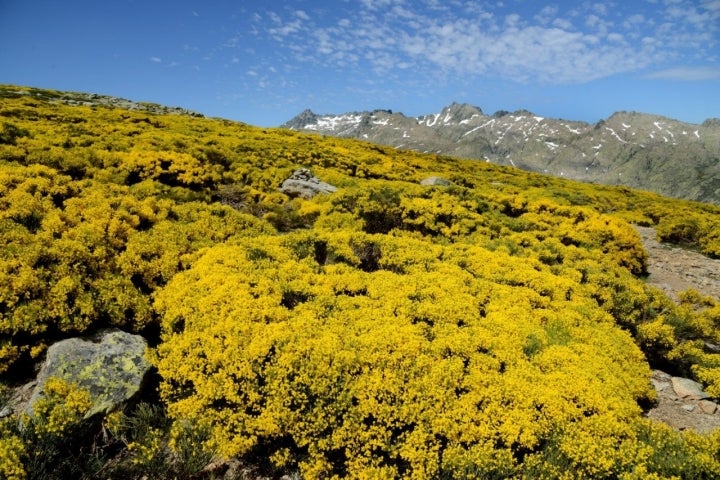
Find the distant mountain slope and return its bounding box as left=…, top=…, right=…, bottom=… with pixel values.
left=283, top=103, right=720, bottom=204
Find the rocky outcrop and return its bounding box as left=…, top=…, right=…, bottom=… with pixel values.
left=279, top=168, right=337, bottom=199
left=647, top=370, right=720, bottom=433
left=25, top=330, right=152, bottom=419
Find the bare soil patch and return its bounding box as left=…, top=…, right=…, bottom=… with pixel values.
left=636, top=226, right=720, bottom=432
left=636, top=226, right=720, bottom=302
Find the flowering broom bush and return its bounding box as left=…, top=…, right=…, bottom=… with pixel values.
left=4, top=85, right=720, bottom=477
left=155, top=233, right=655, bottom=478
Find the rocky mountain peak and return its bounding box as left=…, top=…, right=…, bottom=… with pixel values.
left=282, top=109, right=320, bottom=130
left=443, top=102, right=484, bottom=119
left=281, top=102, right=720, bottom=204
left=416, top=102, right=485, bottom=127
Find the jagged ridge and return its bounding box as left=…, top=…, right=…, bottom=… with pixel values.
left=283, top=104, right=720, bottom=204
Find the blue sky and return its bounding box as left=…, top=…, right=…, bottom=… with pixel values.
left=1, top=0, right=719, bottom=126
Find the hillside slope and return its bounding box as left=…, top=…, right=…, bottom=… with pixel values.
left=283, top=104, right=720, bottom=204
left=2, top=84, right=720, bottom=479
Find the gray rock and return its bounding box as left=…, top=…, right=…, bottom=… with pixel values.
left=682, top=404, right=697, bottom=412
left=671, top=376, right=710, bottom=401
left=420, top=176, right=452, bottom=186
left=26, top=330, right=151, bottom=419
left=279, top=168, right=337, bottom=199
left=650, top=370, right=673, bottom=392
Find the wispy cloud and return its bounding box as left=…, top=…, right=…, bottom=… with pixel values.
left=646, top=66, right=720, bottom=81
left=253, top=0, right=718, bottom=85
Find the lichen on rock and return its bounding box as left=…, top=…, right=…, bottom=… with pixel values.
left=26, top=330, right=151, bottom=418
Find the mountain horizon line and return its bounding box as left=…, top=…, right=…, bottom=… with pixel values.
left=282, top=101, right=720, bottom=205
left=283, top=101, right=720, bottom=129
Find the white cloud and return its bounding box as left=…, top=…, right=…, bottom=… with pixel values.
left=360, top=0, right=398, bottom=10
left=253, top=0, right=718, bottom=86
left=646, top=66, right=720, bottom=80
left=591, top=3, right=609, bottom=16
left=552, top=18, right=573, bottom=30
left=623, top=14, right=645, bottom=30
left=268, top=19, right=303, bottom=39
left=150, top=56, right=162, bottom=63
left=702, top=0, right=720, bottom=16
left=535, top=5, right=559, bottom=24
left=504, top=13, right=522, bottom=28
left=585, top=13, right=613, bottom=36
left=391, top=5, right=417, bottom=19
left=667, top=5, right=709, bottom=26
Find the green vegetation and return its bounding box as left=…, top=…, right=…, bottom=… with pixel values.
left=2, top=84, right=720, bottom=478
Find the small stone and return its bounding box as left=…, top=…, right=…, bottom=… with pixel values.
left=699, top=400, right=718, bottom=415
left=682, top=404, right=696, bottom=412
left=672, top=376, right=710, bottom=400
left=0, top=405, right=12, bottom=418
left=420, top=176, right=452, bottom=186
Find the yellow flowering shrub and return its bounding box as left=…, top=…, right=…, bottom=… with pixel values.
left=155, top=233, right=654, bottom=478
left=103, top=409, right=126, bottom=437
left=0, top=378, right=92, bottom=479
left=0, top=163, right=272, bottom=372
left=655, top=209, right=720, bottom=258
left=26, top=377, right=92, bottom=437
left=5, top=85, right=720, bottom=477
left=127, top=427, right=165, bottom=467
left=0, top=426, right=25, bottom=480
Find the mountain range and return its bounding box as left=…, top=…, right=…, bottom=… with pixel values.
left=283, top=104, right=720, bottom=204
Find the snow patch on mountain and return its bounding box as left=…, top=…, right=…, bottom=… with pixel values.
left=304, top=114, right=363, bottom=132
left=281, top=104, right=720, bottom=204
left=606, top=127, right=627, bottom=143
